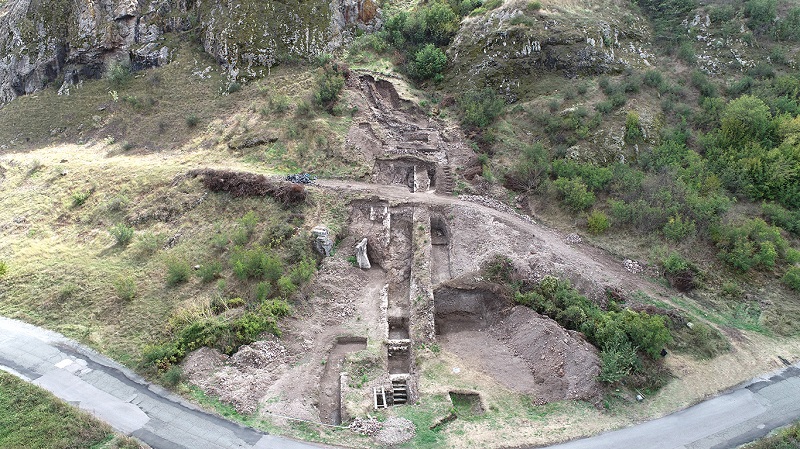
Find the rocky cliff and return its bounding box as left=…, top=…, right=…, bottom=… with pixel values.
left=447, top=0, right=652, bottom=97
left=0, top=0, right=379, bottom=104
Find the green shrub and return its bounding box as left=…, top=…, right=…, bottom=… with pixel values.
left=296, top=100, right=312, bottom=117
left=134, top=231, right=162, bottom=258
left=744, top=0, right=776, bottom=31
left=719, top=95, right=774, bottom=148
left=504, top=143, right=548, bottom=192
left=113, top=277, right=137, bottom=301
left=410, top=44, right=447, bottom=81
left=166, top=258, right=191, bottom=286
left=230, top=246, right=283, bottom=281
left=586, top=210, right=611, bottom=234
left=109, top=223, right=134, bottom=246
left=783, top=267, right=800, bottom=291
left=459, top=88, right=505, bottom=129
left=107, top=62, right=132, bottom=88
left=0, top=261, right=7, bottom=277
left=663, top=252, right=689, bottom=275
left=71, top=190, right=92, bottom=207
left=595, top=100, right=613, bottom=114
left=712, top=218, right=788, bottom=272
left=314, top=67, right=345, bottom=108
left=624, top=112, right=644, bottom=144
left=599, top=341, right=639, bottom=383
left=554, top=177, right=595, bottom=211
left=514, top=276, right=672, bottom=383
left=225, top=81, right=242, bottom=94
left=484, top=255, right=514, bottom=283
left=185, top=114, right=200, bottom=128
left=197, top=261, right=222, bottom=283
left=762, top=202, right=800, bottom=236
left=290, top=258, right=317, bottom=285
left=162, top=366, right=183, bottom=387
left=277, top=276, right=297, bottom=297
left=663, top=215, right=696, bottom=241
left=677, top=41, right=695, bottom=64
left=775, top=7, right=800, bottom=41
left=232, top=211, right=259, bottom=245
left=551, top=160, right=613, bottom=192
left=643, top=70, right=664, bottom=89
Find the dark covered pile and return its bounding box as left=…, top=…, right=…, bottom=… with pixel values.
left=285, top=173, right=316, bottom=184
left=188, top=169, right=306, bottom=205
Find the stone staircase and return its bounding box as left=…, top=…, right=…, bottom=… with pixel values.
left=438, top=165, right=454, bottom=195
left=391, top=380, right=408, bottom=405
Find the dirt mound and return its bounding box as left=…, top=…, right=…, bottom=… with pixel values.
left=187, top=168, right=306, bottom=205
left=435, top=285, right=601, bottom=404
left=375, top=417, right=415, bottom=446
left=229, top=340, right=288, bottom=372
left=182, top=339, right=293, bottom=415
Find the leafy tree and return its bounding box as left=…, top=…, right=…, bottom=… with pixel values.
left=410, top=44, right=447, bottom=80
left=719, top=95, right=774, bottom=148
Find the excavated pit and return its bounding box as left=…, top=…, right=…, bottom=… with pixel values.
left=319, top=336, right=367, bottom=425
left=388, top=316, right=410, bottom=340
left=430, top=213, right=452, bottom=285
left=388, top=344, right=412, bottom=375
left=373, top=156, right=437, bottom=192
left=449, top=391, right=484, bottom=416
left=434, top=285, right=602, bottom=404
left=386, top=211, right=413, bottom=318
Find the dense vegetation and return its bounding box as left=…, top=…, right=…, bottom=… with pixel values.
left=484, top=256, right=674, bottom=387
left=142, top=209, right=319, bottom=376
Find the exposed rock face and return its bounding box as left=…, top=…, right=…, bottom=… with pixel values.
left=448, top=0, right=652, bottom=98
left=0, top=0, right=182, bottom=104
left=199, top=0, right=380, bottom=80
left=0, top=0, right=380, bottom=104
left=312, top=225, right=334, bottom=257
left=355, top=237, right=371, bottom=269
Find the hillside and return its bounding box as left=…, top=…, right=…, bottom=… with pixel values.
left=1, top=0, right=800, bottom=447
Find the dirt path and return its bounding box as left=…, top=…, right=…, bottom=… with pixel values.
left=314, top=179, right=671, bottom=301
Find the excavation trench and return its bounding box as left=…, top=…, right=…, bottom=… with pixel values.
left=433, top=285, right=602, bottom=403
left=318, top=337, right=367, bottom=425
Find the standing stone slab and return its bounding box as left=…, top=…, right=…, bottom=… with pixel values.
left=355, top=238, right=371, bottom=269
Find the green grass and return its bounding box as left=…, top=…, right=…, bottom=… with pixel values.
left=744, top=420, right=800, bottom=449
left=0, top=371, right=141, bottom=449
left=669, top=295, right=770, bottom=334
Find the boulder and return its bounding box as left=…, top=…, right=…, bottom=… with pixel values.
left=355, top=238, right=370, bottom=269
left=311, top=226, right=334, bottom=257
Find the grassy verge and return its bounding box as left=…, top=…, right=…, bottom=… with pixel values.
left=744, top=421, right=800, bottom=449
left=0, top=371, right=142, bottom=449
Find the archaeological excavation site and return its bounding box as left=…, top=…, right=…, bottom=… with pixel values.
left=179, top=72, right=676, bottom=447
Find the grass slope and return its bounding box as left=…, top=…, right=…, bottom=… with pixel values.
left=0, top=371, right=143, bottom=449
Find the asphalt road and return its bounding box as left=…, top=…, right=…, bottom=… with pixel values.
left=2, top=311, right=800, bottom=449
left=0, top=316, right=325, bottom=449
left=544, top=363, right=800, bottom=449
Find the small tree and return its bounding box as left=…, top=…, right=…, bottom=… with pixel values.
left=314, top=68, right=345, bottom=109
left=410, top=44, right=447, bottom=81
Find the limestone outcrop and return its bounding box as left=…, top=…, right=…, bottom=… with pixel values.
left=0, top=0, right=380, bottom=104
left=447, top=0, right=652, bottom=99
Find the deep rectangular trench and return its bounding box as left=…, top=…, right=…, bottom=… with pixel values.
left=319, top=336, right=367, bottom=425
